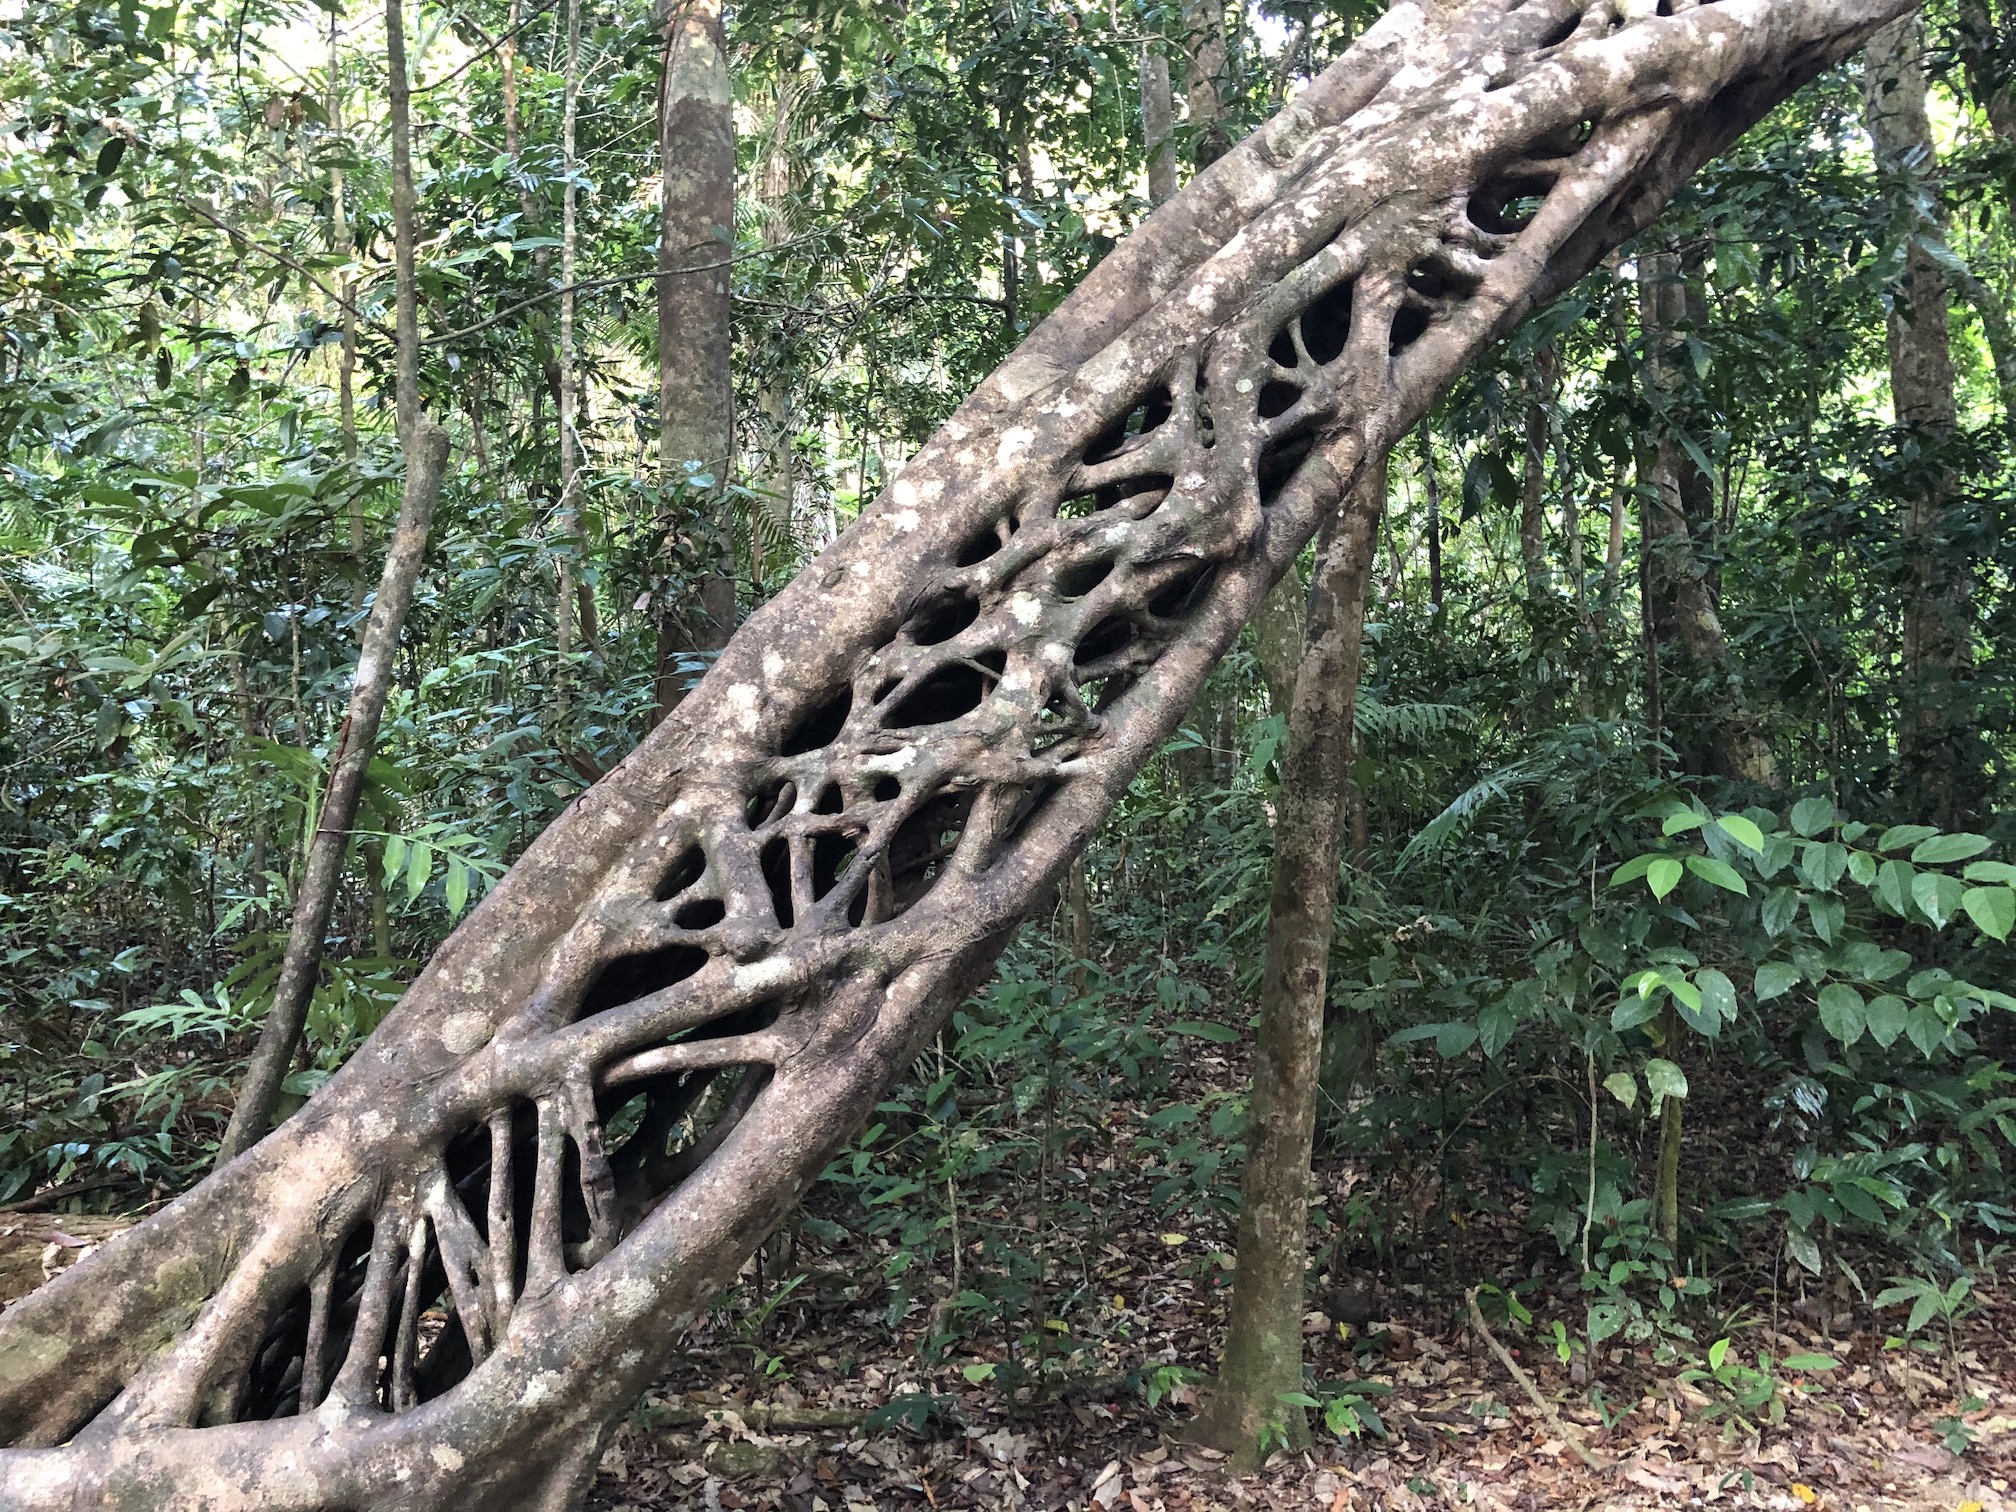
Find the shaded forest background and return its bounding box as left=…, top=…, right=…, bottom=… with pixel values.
left=8, top=0, right=2016, bottom=1495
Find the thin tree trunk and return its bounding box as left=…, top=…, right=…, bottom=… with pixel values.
left=1865, top=16, right=1980, bottom=825
left=1635, top=248, right=1775, bottom=784
left=555, top=0, right=583, bottom=699
left=1201, top=453, right=1386, bottom=1465
left=1518, top=342, right=1555, bottom=598
left=1251, top=570, right=1304, bottom=718
left=1422, top=428, right=1443, bottom=613
left=1182, top=0, right=1232, bottom=169
left=217, top=0, right=450, bottom=1166
left=1141, top=41, right=1177, bottom=206
left=1957, top=0, right=2016, bottom=209
left=653, top=0, right=736, bottom=719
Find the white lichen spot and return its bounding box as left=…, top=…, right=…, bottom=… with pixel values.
left=995, top=426, right=1037, bottom=470
left=619, top=1348, right=645, bottom=1369
left=1235, top=378, right=1254, bottom=394
left=890, top=508, right=921, bottom=532
left=852, top=561, right=871, bottom=575
left=431, top=1445, right=467, bottom=1473
left=520, top=1373, right=562, bottom=1409
left=614, top=1277, right=655, bottom=1318
left=440, top=1012, right=491, bottom=1058
left=1009, top=593, right=1043, bottom=626
left=727, top=683, right=762, bottom=734
left=733, top=957, right=793, bottom=993
left=763, top=649, right=785, bottom=679
left=892, top=480, right=919, bottom=507
left=359, top=1110, right=387, bottom=1137
left=671, top=798, right=691, bottom=816
left=460, top=967, right=487, bottom=994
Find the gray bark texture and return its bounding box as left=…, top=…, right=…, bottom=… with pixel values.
left=654, top=0, right=738, bottom=715
left=1198, top=453, right=1387, bottom=1463
left=0, top=4, right=1915, bottom=1508
left=1863, top=16, right=1981, bottom=825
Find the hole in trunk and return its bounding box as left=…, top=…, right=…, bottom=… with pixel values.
left=1259, top=433, right=1317, bottom=506
left=674, top=897, right=726, bottom=930
left=746, top=778, right=793, bottom=830
left=1257, top=380, right=1302, bottom=419
left=1056, top=557, right=1114, bottom=600
left=780, top=688, right=851, bottom=756
left=909, top=589, right=981, bottom=645
left=882, top=649, right=1007, bottom=729
left=581, top=943, right=711, bottom=1018
left=1299, top=281, right=1354, bottom=364
left=873, top=776, right=902, bottom=802
left=955, top=524, right=1005, bottom=566
left=653, top=844, right=706, bottom=903
left=1083, top=389, right=1173, bottom=464
left=887, top=789, right=975, bottom=912
left=1147, top=562, right=1216, bottom=620
left=1389, top=305, right=1432, bottom=353
left=1267, top=328, right=1298, bottom=367
left=811, top=831, right=858, bottom=900
left=813, top=782, right=844, bottom=815
left=1074, top=615, right=1135, bottom=667
left=761, top=836, right=794, bottom=927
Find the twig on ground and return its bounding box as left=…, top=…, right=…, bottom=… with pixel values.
left=1464, top=1286, right=1608, bottom=1473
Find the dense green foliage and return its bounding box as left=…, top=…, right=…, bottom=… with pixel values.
left=5, top=0, right=2016, bottom=1446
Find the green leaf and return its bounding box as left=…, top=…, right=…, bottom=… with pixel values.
left=1643, top=857, right=1682, bottom=900
left=1644, top=1057, right=1688, bottom=1110
left=404, top=841, right=432, bottom=902
left=1818, top=983, right=1866, bottom=1046
left=1875, top=859, right=1916, bottom=916
left=1695, top=967, right=1738, bottom=1027
left=1905, top=1004, right=1945, bottom=1058
left=1879, top=825, right=1940, bottom=854
left=1685, top=855, right=1748, bottom=896
left=445, top=859, right=470, bottom=918
left=1963, top=860, right=2016, bottom=886
left=1587, top=1302, right=1626, bottom=1346
left=382, top=833, right=408, bottom=884
left=1912, top=871, right=1964, bottom=930
left=1435, top=1020, right=1480, bottom=1059
left=1602, top=1071, right=1638, bottom=1109
left=1717, top=814, right=1766, bottom=853
left=1785, top=1226, right=1822, bottom=1275
left=1662, top=810, right=1708, bottom=836
left=1755, top=962, right=1801, bottom=1002
left=1809, top=894, right=1845, bottom=944
left=1612, top=995, right=1662, bottom=1032
left=1780, top=1353, right=1838, bottom=1372
left=1865, top=995, right=1908, bottom=1049
left=1962, top=886, right=2016, bottom=942
left=1169, top=1020, right=1240, bottom=1044
left=1609, top=853, right=1657, bottom=887
left=1800, top=841, right=1848, bottom=892
left=1790, top=797, right=1836, bottom=838
left=1911, top=832, right=1991, bottom=865
left=1761, top=886, right=1800, bottom=936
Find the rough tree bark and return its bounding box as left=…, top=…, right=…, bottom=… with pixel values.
left=0, top=5, right=1914, bottom=1508
left=653, top=0, right=737, bottom=718
left=1182, top=0, right=1233, bottom=169
left=1863, top=16, right=1981, bottom=827
left=1519, top=341, right=1557, bottom=598
left=1142, top=39, right=1179, bottom=207
left=216, top=0, right=450, bottom=1165
left=1635, top=245, right=1776, bottom=785
left=555, top=0, right=583, bottom=696
left=1198, top=453, right=1386, bottom=1464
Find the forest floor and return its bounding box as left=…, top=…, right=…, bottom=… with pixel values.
left=585, top=1048, right=2016, bottom=1512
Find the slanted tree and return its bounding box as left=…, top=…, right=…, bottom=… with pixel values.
left=0, top=4, right=1917, bottom=1508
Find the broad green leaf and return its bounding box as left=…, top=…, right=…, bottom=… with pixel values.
left=1911, top=871, right=1964, bottom=930
left=445, top=859, right=470, bottom=918
left=1717, top=814, right=1766, bottom=853
left=1478, top=1003, right=1516, bottom=1058
left=1846, top=850, right=1879, bottom=885
left=1865, top=995, right=1908, bottom=1048
left=1817, top=983, right=1866, bottom=1046
left=1755, top=962, right=1801, bottom=1001
left=1963, top=886, right=2016, bottom=942
left=1695, top=967, right=1738, bottom=1027
left=1781, top=1353, right=1838, bottom=1372
left=1789, top=797, right=1836, bottom=838
left=1666, top=974, right=1703, bottom=1012
left=1602, top=1071, right=1637, bottom=1109
left=1647, top=857, right=1683, bottom=900
left=1875, top=860, right=1916, bottom=917
left=1905, top=1004, right=1946, bottom=1057
left=1761, top=887, right=1800, bottom=936
left=1911, top=832, right=1991, bottom=865
left=382, top=833, right=408, bottom=884
left=1809, top=894, right=1845, bottom=944
left=1685, top=855, right=1748, bottom=896
left=1644, top=1057, right=1688, bottom=1110
left=1587, top=1302, right=1626, bottom=1345
left=1169, top=1020, right=1240, bottom=1043
left=1662, top=810, right=1708, bottom=837
left=1785, top=1226, right=1822, bottom=1275
left=404, top=841, right=432, bottom=902
left=1435, top=1020, right=1480, bottom=1059
left=1800, top=841, right=1847, bottom=892
left=1963, top=860, right=2016, bottom=886
left=1879, top=824, right=1940, bottom=854
left=1612, top=995, right=1662, bottom=1032
left=1608, top=854, right=1657, bottom=887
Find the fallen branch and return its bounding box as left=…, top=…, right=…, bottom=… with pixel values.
left=1464, top=1287, right=1607, bottom=1473
left=637, top=1401, right=867, bottom=1432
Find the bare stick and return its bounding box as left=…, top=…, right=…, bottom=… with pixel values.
left=1465, top=1286, right=1607, bottom=1473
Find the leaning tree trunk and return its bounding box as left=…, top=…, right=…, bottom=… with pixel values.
left=0, top=4, right=1914, bottom=1508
